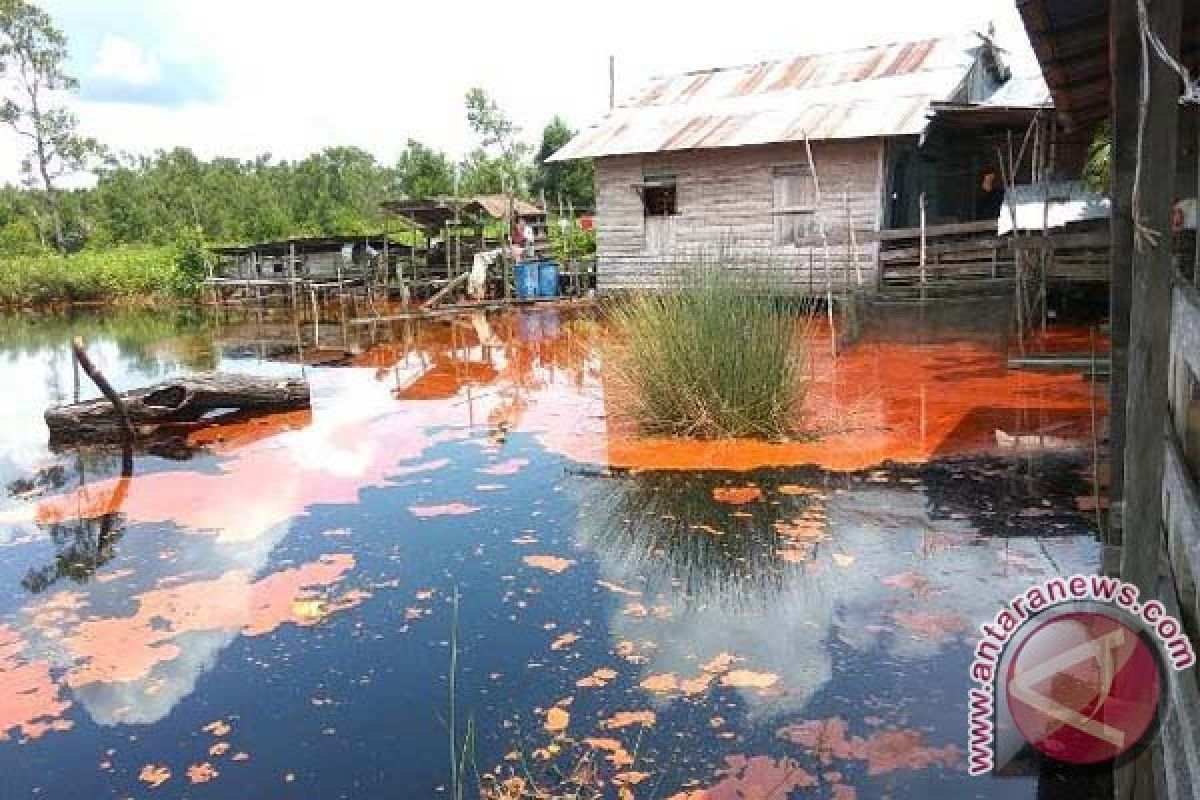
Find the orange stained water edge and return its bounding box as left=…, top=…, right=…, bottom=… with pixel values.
left=27, top=311, right=1107, bottom=536
left=0, top=308, right=1107, bottom=758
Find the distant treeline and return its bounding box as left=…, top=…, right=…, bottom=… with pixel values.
left=0, top=116, right=594, bottom=256
left=0, top=0, right=594, bottom=307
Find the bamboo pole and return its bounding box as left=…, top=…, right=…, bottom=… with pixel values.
left=918, top=192, right=927, bottom=305
left=997, top=136, right=1024, bottom=354
left=803, top=133, right=836, bottom=357
left=841, top=190, right=851, bottom=291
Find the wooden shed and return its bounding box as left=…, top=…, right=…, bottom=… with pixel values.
left=550, top=33, right=1055, bottom=294
left=209, top=234, right=402, bottom=284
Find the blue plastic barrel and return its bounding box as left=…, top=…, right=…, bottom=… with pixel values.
left=537, top=261, right=560, bottom=298
left=514, top=261, right=539, bottom=300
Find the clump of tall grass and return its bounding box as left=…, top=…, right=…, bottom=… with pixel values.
left=607, top=264, right=810, bottom=439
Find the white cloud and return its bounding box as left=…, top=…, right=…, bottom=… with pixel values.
left=90, top=35, right=162, bottom=87
left=1, top=0, right=1040, bottom=185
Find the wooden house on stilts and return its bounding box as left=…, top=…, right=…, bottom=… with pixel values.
left=549, top=32, right=1103, bottom=298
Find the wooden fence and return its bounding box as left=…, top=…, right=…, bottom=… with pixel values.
left=874, top=221, right=1109, bottom=301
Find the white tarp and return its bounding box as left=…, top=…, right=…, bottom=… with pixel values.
left=998, top=180, right=1110, bottom=236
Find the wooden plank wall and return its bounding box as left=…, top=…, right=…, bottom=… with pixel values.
left=1161, top=278, right=1200, bottom=799
left=593, top=140, right=884, bottom=292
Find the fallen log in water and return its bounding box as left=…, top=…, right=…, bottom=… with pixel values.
left=45, top=372, right=310, bottom=444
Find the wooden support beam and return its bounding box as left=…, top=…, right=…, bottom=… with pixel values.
left=1120, top=0, right=1182, bottom=591
left=422, top=271, right=470, bottom=310
left=1116, top=16, right=1183, bottom=800
left=1108, top=0, right=1139, bottom=519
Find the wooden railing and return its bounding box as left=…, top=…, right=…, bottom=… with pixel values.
left=874, top=222, right=1109, bottom=300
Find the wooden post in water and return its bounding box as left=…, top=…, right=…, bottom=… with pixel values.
left=71, top=337, right=134, bottom=476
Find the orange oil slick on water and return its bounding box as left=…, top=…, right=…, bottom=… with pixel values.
left=587, top=334, right=1106, bottom=472
left=0, top=624, right=73, bottom=741
left=26, top=313, right=1108, bottom=541
left=33, top=412, right=449, bottom=538
left=55, top=553, right=360, bottom=688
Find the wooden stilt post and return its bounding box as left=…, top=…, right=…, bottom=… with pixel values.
left=1194, top=120, right=1199, bottom=286
left=288, top=242, right=298, bottom=310
left=1119, top=0, right=1182, bottom=595
left=1107, top=0, right=1145, bottom=525
left=382, top=234, right=390, bottom=300
left=1115, top=13, right=1185, bottom=790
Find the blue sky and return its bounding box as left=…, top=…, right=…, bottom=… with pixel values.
left=44, top=0, right=221, bottom=107
left=1, top=0, right=1040, bottom=186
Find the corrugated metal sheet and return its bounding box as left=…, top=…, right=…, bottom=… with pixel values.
left=550, top=35, right=1035, bottom=161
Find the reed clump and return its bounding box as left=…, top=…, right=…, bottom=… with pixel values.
left=607, top=264, right=808, bottom=439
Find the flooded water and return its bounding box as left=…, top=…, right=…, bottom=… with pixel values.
left=0, top=305, right=1107, bottom=798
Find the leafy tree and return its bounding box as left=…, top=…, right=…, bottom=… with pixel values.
left=394, top=139, right=454, bottom=200
left=458, top=148, right=510, bottom=195
left=461, top=87, right=531, bottom=196
left=1082, top=121, right=1110, bottom=194
left=0, top=184, right=41, bottom=251
left=0, top=0, right=103, bottom=251
left=465, top=87, right=517, bottom=149
left=532, top=116, right=594, bottom=211
left=288, top=146, right=391, bottom=234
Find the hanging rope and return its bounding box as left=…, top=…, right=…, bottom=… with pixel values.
left=1132, top=0, right=1197, bottom=251
left=1143, top=5, right=1200, bottom=106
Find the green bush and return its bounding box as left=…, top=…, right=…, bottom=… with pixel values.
left=171, top=227, right=211, bottom=294
left=548, top=216, right=596, bottom=263
left=608, top=265, right=809, bottom=439
left=0, top=245, right=184, bottom=306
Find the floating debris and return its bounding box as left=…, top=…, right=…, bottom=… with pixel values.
left=522, top=555, right=575, bottom=574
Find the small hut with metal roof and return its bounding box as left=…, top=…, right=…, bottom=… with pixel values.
left=550, top=32, right=1058, bottom=295
left=205, top=234, right=407, bottom=308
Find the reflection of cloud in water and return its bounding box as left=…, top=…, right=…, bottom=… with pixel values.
left=21, top=517, right=292, bottom=726
left=582, top=474, right=1096, bottom=718
left=15, top=370, right=421, bottom=727
left=73, top=629, right=235, bottom=725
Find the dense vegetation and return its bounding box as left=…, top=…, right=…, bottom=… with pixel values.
left=0, top=0, right=594, bottom=306
left=608, top=266, right=809, bottom=440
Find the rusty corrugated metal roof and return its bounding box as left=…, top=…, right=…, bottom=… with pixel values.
left=550, top=35, right=1019, bottom=161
